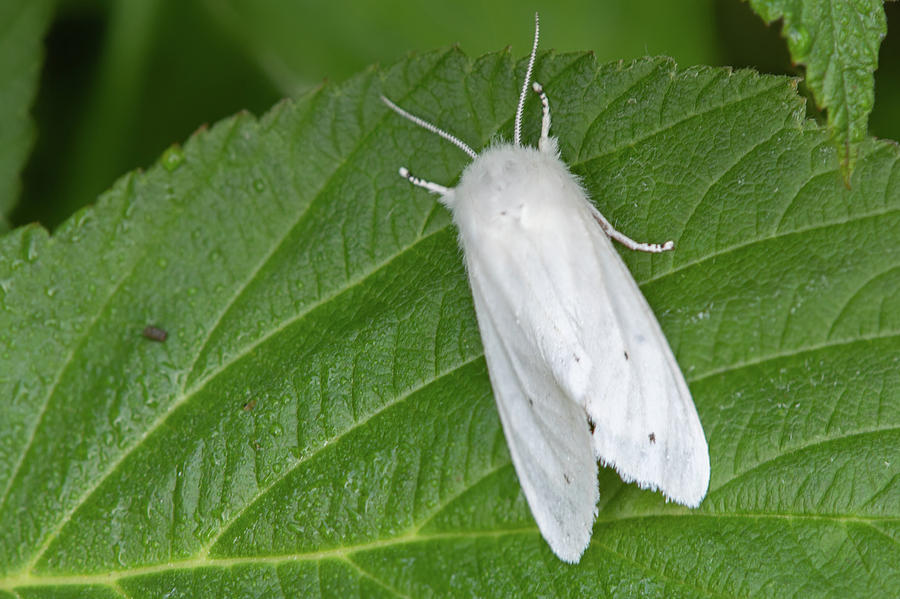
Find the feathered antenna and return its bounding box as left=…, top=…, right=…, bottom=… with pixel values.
left=514, top=13, right=540, bottom=146
left=380, top=95, right=477, bottom=159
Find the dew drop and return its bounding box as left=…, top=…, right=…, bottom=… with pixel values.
left=161, top=145, right=185, bottom=172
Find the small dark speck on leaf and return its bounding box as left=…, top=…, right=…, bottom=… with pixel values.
left=142, top=325, right=168, bottom=342
left=588, top=417, right=596, bottom=434
left=564, top=473, right=571, bottom=484
left=243, top=399, right=257, bottom=411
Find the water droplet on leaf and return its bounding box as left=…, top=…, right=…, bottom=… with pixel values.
left=162, top=145, right=185, bottom=172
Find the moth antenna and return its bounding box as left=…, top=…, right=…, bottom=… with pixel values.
left=532, top=82, right=551, bottom=152
left=381, top=95, right=477, bottom=159
left=514, top=12, right=540, bottom=146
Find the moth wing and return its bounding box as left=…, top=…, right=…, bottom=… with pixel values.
left=583, top=211, right=710, bottom=507
left=460, top=175, right=709, bottom=507
left=468, top=272, right=599, bottom=564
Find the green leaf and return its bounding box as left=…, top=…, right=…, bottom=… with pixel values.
left=0, top=0, right=54, bottom=230
left=747, top=0, right=887, bottom=182
left=17, top=0, right=282, bottom=230
left=209, top=0, right=719, bottom=90
left=1, top=50, right=898, bottom=596
left=18, top=1, right=719, bottom=232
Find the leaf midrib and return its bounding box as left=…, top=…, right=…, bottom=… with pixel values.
left=5, top=512, right=896, bottom=591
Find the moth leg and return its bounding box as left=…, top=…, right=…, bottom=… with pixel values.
left=590, top=205, right=675, bottom=253
left=532, top=82, right=552, bottom=153
left=398, top=167, right=451, bottom=196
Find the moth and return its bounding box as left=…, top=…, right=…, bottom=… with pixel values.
left=382, top=14, right=709, bottom=563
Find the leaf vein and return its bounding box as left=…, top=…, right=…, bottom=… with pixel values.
left=711, top=425, right=900, bottom=496
left=343, top=555, right=413, bottom=599
left=577, top=75, right=787, bottom=168
left=644, top=204, right=900, bottom=286
left=201, top=354, right=482, bottom=556
left=688, top=329, right=900, bottom=383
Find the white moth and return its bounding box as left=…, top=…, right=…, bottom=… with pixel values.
left=382, top=14, right=709, bottom=564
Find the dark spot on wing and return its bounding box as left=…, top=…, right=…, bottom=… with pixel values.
left=648, top=432, right=656, bottom=443
left=528, top=398, right=534, bottom=407
left=587, top=417, right=596, bottom=434
left=624, top=351, right=629, bottom=360
left=564, top=473, right=572, bottom=484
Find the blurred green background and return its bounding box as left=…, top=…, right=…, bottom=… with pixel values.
left=13, top=0, right=900, bottom=230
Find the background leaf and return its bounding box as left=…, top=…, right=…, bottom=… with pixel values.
left=0, top=0, right=54, bottom=231
left=747, top=0, right=888, bottom=180
left=1, top=48, right=898, bottom=597
left=11, top=0, right=724, bottom=230
left=15, top=2, right=900, bottom=229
